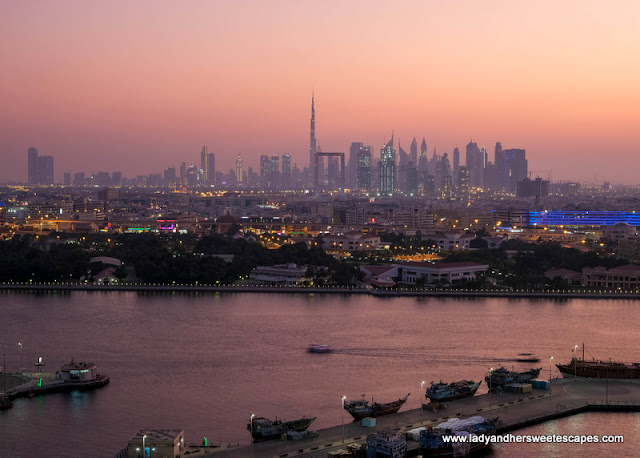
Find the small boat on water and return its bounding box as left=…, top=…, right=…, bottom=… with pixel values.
left=0, top=396, right=13, bottom=410
left=247, top=416, right=316, bottom=441
left=516, top=353, right=541, bottom=362
left=307, top=343, right=331, bottom=353
left=426, top=380, right=481, bottom=403
left=343, top=393, right=410, bottom=421
left=556, top=344, right=640, bottom=379
left=485, top=367, right=541, bottom=388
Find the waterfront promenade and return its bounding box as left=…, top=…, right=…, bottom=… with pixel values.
left=199, top=379, right=640, bottom=458
left=2, top=282, right=640, bottom=300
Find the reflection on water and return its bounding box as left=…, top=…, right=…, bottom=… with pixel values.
left=1, top=292, right=639, bottom=457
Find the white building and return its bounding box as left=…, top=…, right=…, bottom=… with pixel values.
left=394, top=261, right=489, bottom=285
left=421, top=231, right=475, bottom=250
left=250, top=264, right=313, bottom=286
left=323, top=231, right=382, bottom=251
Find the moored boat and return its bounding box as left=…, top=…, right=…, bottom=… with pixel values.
left=556, top=344, right=640, bottom=379
left=485, top=367, right=541, bottom=388
left=247, top=416, right=316, bottom=441
left=426, top=380, right=481, bottom=403
left=0, top=396, right=13, bottom=410
left=343, top=393, right=410, bottom=421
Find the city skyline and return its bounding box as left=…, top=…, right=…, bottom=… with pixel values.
left=2, top=1, right=640, bottom=184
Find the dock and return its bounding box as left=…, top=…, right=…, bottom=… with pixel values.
left=199, top=378, right=640, bottom=458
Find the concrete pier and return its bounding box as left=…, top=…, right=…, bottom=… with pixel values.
left=5, top=372, right=109, bottom=400
left=199, top=378, right=640, bottom=458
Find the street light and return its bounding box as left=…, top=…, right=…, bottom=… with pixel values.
left=18, top=342, right=23, bottom=373
left=2, top=353, right=5, bottom=393
left=142, top=434, right=147, bottom=458
left=488, top=368, right=493, bottom=409
left=250, top=413, right=255, bottom=442
left=549, top=356, right=554, bottom=382
left=341, top=395, right=347, bottom=443
left=420, top=381, right=426, bottom=414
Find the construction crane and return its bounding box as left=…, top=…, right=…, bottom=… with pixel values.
left=529, top=170, right=552, bottom=181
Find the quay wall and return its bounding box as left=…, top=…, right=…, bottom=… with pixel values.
left=1, top=283, right=639, bottom=300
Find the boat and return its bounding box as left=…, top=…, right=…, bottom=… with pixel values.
left=516, top=353, right=541, bottom=362
left=485, top=367, right=541, bottom=388
left=0, top=396, right=13, bottom=410
left=556, top=344, right=640, bottom=379
left=247, top=416, right=316, bottom=441
left=419, top=416, right=501, bottom=457
left=343, top=393, right=410, bottom=421
left=307, top=343, right=331, bottom=353
left=426, top=380, right=481, bottom=403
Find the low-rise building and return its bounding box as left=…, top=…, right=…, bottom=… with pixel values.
left=127, top=429, right=185, bottom=458
left=544, top=268, right=582, bottom=286
left=421, top=231, right=475, bottom=251
left=323, top=231, right=381, bottom=251
left=582, top=264, right=640, bottom=289
left=395, top=261, right=489, bottom=284
left=250, top=263, right=313, bottom=286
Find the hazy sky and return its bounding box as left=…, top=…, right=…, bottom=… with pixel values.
left=2, top=0, right=639, bottom=184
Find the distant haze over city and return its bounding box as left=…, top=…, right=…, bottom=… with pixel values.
left=1, top=1, right=639, bottom=184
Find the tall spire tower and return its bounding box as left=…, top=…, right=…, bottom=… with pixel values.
left=309, top=92, right=317, bottom=169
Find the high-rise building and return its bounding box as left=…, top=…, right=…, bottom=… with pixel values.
left=503, top=148, right=528, bottom=193
left=111, top=171, right=122, bottom=186
left=357, top=145, right=371, bottom=192
left=201, top=146, right=209, bottom=182
left=37, top=155, right=54, bottom=185
left=378, top=135, right=396, bottom=195
left=309, top=93, right=316, bottom=170
left=410, top=138, right=418, bottom=165
left=465, top=140, right=483, bottom=188
left=349, top=142, right=366, bottom=188
left=179, top=162, right=186, bottom=187
left=73, top=172, right=86, bottom=187
left=281, top=154, right=291, bottom=188
left=28, top=147, right=39, bottom=184
left=453, top=147, right=460, bottom=185
left=419, top=137, right=428, bottom=171
left=207, top=152, right=215, bottom=185
left=164, top=167, right=176, bottom=187
left=236, top=155, right=243, bottom=184
left=458, top=166, right=470, bottom=199
left=63, top=172, right=71, bottom=186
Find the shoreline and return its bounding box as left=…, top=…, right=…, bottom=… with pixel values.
left=0, top=283, right=639, bottom=299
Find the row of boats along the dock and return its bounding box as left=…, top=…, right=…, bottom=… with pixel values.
left=246, top=366, right=543, bottom=442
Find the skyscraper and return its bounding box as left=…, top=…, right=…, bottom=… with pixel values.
left=410, top=137, right=418, bottom=165
left=236, top=155, right=243, bottom=184
left=465, top=140, right=483, bottom=187
left=357, top=145, right=371, bottom=192
left=419, top=137, right=428, bottom=171
left=349, top=142, right=366, bottom=188
left=309, top=93, right=316, bottom=170
left=37, top=155, right=54, bottom=185
left=379, top=135, right=396, bottom=195
left=452, top=146, right=460, bottom=185
left=28, top=147, right=39, bottom=184
left=503, top=148, right=528, bottom=193
left=201, top=146, right=209, bottom=182
left=207, top=152, right=216, bottom=185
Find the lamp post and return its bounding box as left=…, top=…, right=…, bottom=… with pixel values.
left=574, top=345, right=579, bottom=379
left=142, top=434, right=147, bottom=458
left=549, top=356, right=554, bottom=382
left=341, top=395, right=347, bottom=443
left=18, top=342, right=23, bottom=374
left=488, top=368, right=493, bottom=409
left=250, top=413, right=255, bottom=441
left=420, top=381, right=425, bottom=415
left=2, top=353, right=5, bottom=393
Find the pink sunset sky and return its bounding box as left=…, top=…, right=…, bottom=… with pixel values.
left=1, top=0, right=639, bottom=184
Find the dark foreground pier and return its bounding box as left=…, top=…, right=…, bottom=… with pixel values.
left=198, top=378, right=640, bottom=458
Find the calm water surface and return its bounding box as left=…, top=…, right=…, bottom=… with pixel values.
left=1, top=292, right=639, bottom=457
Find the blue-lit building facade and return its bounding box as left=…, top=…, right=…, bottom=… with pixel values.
left=496, top=210, right=640, bottom=229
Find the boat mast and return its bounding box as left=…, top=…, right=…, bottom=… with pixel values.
left=582, top=343, right=585, bottom=362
